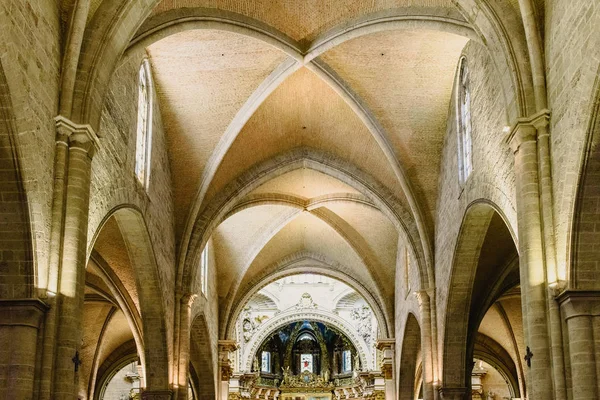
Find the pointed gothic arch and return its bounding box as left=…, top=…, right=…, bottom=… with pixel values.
left=88, top=206, right=170, bottom=391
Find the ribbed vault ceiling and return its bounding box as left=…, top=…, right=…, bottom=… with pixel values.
left=116, top=1, right=475, bottom=330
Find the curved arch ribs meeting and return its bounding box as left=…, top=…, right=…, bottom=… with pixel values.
left=67, top=0, right=536, bottom=299
left=46, top=1, right=546, bottom=399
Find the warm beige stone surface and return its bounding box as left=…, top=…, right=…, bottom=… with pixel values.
left=206, top=67, right=404, bottom=204
left=320, top=29, right=468, bottom=231
left=149, top=0, right=459, bottom=43
left=147, top=29, right=286, bottom=235
left=1, top=1, right=599, bottom=399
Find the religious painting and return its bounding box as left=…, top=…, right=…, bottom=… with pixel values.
left=300, top=354, right=313, bottom=373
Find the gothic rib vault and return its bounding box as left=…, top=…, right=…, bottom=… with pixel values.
left=1, top=1, right=600, bottom=400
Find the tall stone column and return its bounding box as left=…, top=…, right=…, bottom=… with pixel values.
left=0, top=299, right=48, bottom=400
left=175, top=293, right=196, bottom=400
left=416, top=290, right=434, bottom=400
left=218, top=340, right=238, bottom=400
left=51, top=117, right=98, bottom=399
left=376, top=339, right=395, bottom=400
left=557, top=291, right=600, bottom=400
left=507, top=112, right=554, bottom=400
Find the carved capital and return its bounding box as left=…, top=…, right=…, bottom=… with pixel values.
left=557, top=290, right=600, bottom=320
left=180, top=292, right=197, bottom=308
left=0, top=299, right=49, bottom=329
left=505, top=109, right=550, bottom=153
left=55, top=115, right=99, bottom=157
left=219, top=339, right=239, bottom=353
left=375, top=338, right=395, bottom=352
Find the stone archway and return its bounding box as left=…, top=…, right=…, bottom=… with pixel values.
left=242, top=308, right=373, bottom=372
left=398, top=313, right=420, bottom=400
left=0, top=59, right=33, bottom=299
left=441, top=201, right=519, bottom=393
left=89, top=206, right=170, bottom=392
left=190, top=314, right=216, bottom=400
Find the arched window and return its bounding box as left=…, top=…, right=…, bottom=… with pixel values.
left=135, top=59, right=153, bottom=188
left=341, top=350, right=352, bottom=373
left=200, top=245, right=208, bottom=296
left=261, top=351, right=271, bottom=373
left=457, top=57, right=472, bottom=184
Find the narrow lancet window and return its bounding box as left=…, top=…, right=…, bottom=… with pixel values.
left=200, top=245, right=209, bottom=296
left=457, top=57, right=472, bottom=184
left=136, top=60, right=153, bottom=187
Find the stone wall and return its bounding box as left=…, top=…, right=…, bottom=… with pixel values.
left=545, top=0, right=600, bottom=285
left=0, top=0, right=61, bottom=292
left=434, top=40, right=517, bottom=372
left=90, top=46, right=177, bottom=375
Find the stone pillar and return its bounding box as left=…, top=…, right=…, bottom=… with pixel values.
left=51, top=117, right=98, bottom=399
left=438, top=387, right=466, bottom=400
left=175, top=294, right=196, bottom=400
left=557, top=291, right=600, bottom=400
left=37, top=117, right=71, bottom=400
left=376, top=339, right=395, bottom=400
left=0, top=299, right=48, bottom=400
left=416, top=290, right=434, bottom=400
left=218, top=340, right=238, bottom=400
left=507, top=112, right=554, bottom=400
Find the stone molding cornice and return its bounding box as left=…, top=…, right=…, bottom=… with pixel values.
left=556, top=290, right=600, bottom=319
left=505, top=109, right=551, bottom=152
left=219, top=339, right=239, bottom=353
left=55, top=115, right=99, bottom=156
left=375, top=338, right=395, bottom=351
left=0, top=298, right=49, bottom=329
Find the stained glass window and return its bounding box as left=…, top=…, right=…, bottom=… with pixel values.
left=342, top=350, right=351, bottom=372
left=261, top=351, right=271, bottom=373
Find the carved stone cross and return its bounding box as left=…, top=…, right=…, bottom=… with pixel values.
left=72, top=351, right=82, bottom=373
left=524, top=346, right=533, bottom=367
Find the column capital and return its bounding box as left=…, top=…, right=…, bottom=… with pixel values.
left=55, top=115, right=99, bottom=156
left=219, top=339, right=239, bottom=353
left=375, top=338, right=395, bottom=351
left=556, top=290, right=600, bottom=319
left=505, top=109, right=551, bottom=152
left=179, top=292, right=197, bottom=308
left=0, top=298, right=48, bottom=329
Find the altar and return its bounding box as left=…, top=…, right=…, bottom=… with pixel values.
left=278, top=370, right=334, bottom=400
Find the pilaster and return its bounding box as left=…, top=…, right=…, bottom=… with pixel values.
left=376, top=339, right=395, bottom=400
left=0, top=299, right=48, bottom=400
left=51, top=116, right=99, bottom=399
left=505, top=111, right=554, bottom=400
left=557, top=290, right=600, bottom=400
left=416, top=290, right=434, bottom=400
left=219, top=340, right=239, bottom=400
